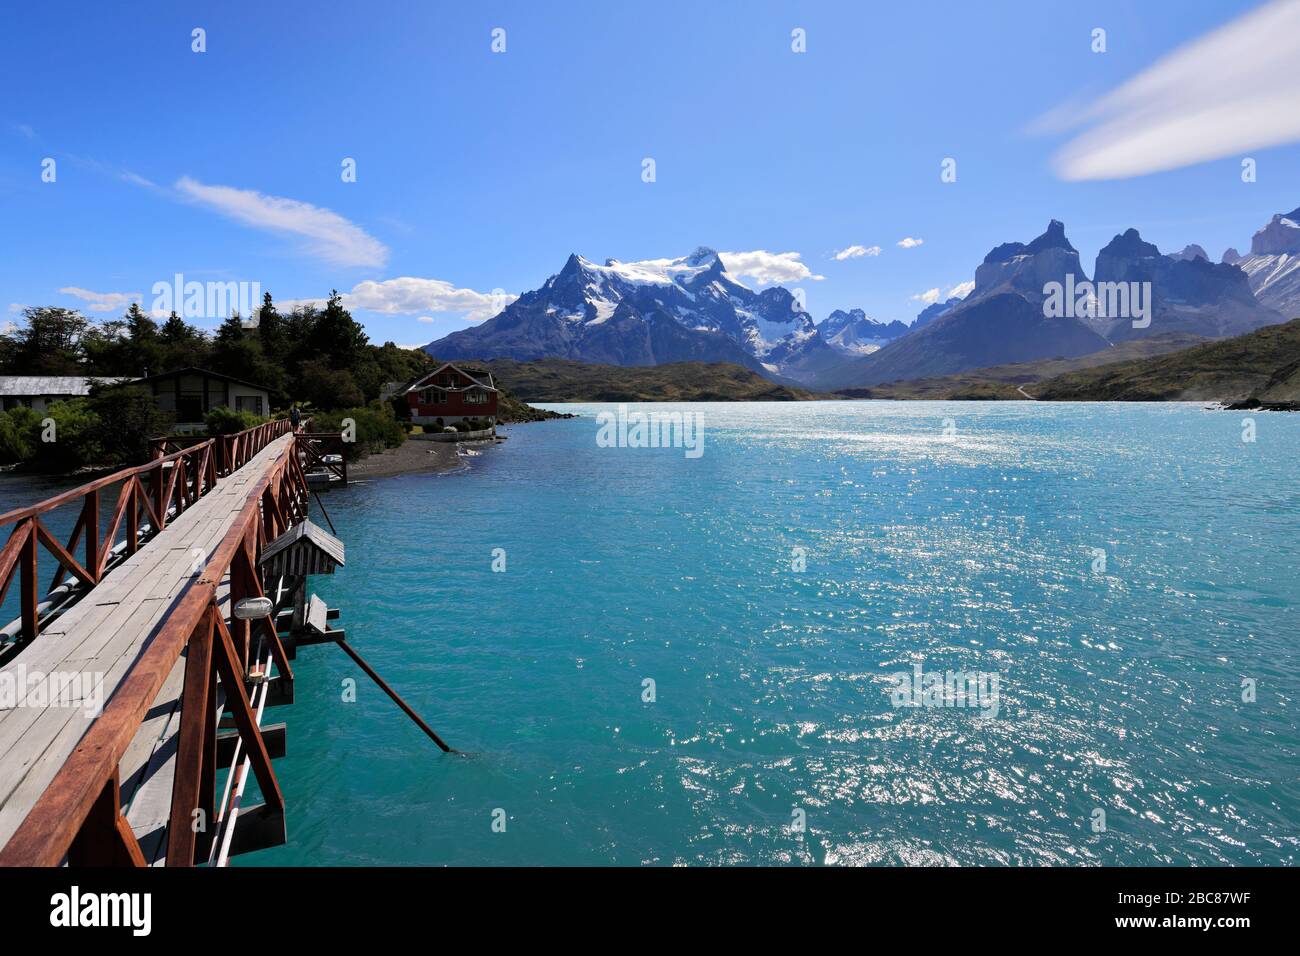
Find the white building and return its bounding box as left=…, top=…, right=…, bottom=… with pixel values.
left=134, top=367, right=272, bottom=432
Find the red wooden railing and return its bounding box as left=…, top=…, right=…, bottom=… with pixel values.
left=149, top=417, right=302, bottom=476
left=0, top=432, right=311, bottom=866
left=298, top=431, right=349, bottom=485
left=0, top=417, right=295, bottom=651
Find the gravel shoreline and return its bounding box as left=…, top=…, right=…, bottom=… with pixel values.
left=347, top=438, right=476, bottom=480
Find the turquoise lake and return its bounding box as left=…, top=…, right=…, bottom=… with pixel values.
left=233, top=401, right=1299, bottom=866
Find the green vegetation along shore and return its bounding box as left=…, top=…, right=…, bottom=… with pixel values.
left=482, top=358, right=816, bottom=403
left=1031, top=317, right=1300, bottom=404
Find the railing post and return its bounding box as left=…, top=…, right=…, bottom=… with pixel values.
left=67, top=770, right=145, bottom=867
left=83, top=489, right=100, bottom=584
left=154, top=465, right=166, bottom=529
left=126, top=478, right=139, bottom=556
left=166, top=607, right=217, bottom=867
left=20, top=517, right=37, bottom=643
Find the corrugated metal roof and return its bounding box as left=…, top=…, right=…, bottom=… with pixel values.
left=0, top=376, right=133, bottom=397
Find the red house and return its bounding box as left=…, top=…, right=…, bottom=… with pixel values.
left=402, top=363, right=499, bottom=426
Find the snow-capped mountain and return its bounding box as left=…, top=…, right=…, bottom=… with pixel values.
left=817, top=309, right=909, bottom=356
left=426, top=247, right=830, bottom=377
left=1224, top=205, right=1300, bottom=319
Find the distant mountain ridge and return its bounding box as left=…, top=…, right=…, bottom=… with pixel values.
left=428, top=206, right=1293, bottom=391
left=818, top=308, right=909, bottom=356
left=823, top=219, right=1281, bottom=388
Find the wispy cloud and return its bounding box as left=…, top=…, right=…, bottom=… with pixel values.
left=719, top=250, right=824, bottom=285
left=947, top=280, right=975, bottom=299
left=12, top=123, right=36, bottom=140
left=911, top=288, right=941, bottom=304
left=1047, top=0, right=1300, bottom=180
left=832, top=244, right=881, bottom=261
left=896, top=237, right=924, bottom=249
left=175, top=176, right=389, bottom=269
left=120, top=170, right=158, bottom=190
left=58, top=287, right=142, bottom=312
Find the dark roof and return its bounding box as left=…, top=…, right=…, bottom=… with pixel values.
left=405, top=362, right=497, bottom=394
left=258, top=520, right=345, bottom=568
left=133, top=366, right=271, bottom=392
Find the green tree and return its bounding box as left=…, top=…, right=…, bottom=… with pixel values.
left=294, top=358, right=364, bottom=409
left=87, top=383, right=174, bottom=464
left=210, top=314, right=286, bottom=403
left=1, top=307, right=88, bottom=373
left=306, top=291, right=369, bottom=370
left=157, top=311, right=210, bottom=371
left=255, top=292, right=290, bottom=366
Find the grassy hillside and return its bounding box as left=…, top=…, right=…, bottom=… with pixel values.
left=835, top=333, right=1206, bottom=400
left=484, top=358, right=817, bottom=402
left=1033, top=318, right=1300, bottom=403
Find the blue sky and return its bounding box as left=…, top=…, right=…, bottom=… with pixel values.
left=3, top=0, right=1298, bottom=347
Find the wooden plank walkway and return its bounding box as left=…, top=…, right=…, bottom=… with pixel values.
left=0, top=434, right=293, bottom=854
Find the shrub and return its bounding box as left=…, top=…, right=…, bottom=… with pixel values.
left=0, top=409, right=33, bottom=464
left=312, top=402, right=405, bottom=461
left=205, top=406, right=266, bottom=436
left=22, top=399, right=101, bottom=472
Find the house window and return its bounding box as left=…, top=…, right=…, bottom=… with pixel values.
left=421, top=388, right=448, bottom=405
left=465, top=389, right=488, bottom=404
left=236, top=395, right=263, bottom=416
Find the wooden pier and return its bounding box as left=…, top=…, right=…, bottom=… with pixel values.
left=0, top=418, right=337, bottom=866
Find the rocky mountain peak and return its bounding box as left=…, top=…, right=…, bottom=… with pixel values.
left=1250, top=205, right=1300, bottom=256
left=1171, top=244, right=1209, bottom=262
left=686, top=246, right=721, bottom=268
left=1099, top=228, right=1161, bottom=262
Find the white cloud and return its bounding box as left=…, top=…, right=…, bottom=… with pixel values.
left=344, top=277, right=514, bottom=323
left=175, top=176, right=389, bottom=269
left=911, top=288, right=941, bottom=304
left=719, top=250, right=824, bottom=285
left=897, top=237, right=924, bottom=249
left=281, top=278, right=514, bottom=324
left=832, top=244, right=882, bottom=261
left=7, top=303, right=24, bottom=314
left=1048, top=0, right=1300, bottom=180
left=947, top=280, right=975, bottom=300
left=58, top=287, right=142, bottom=313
